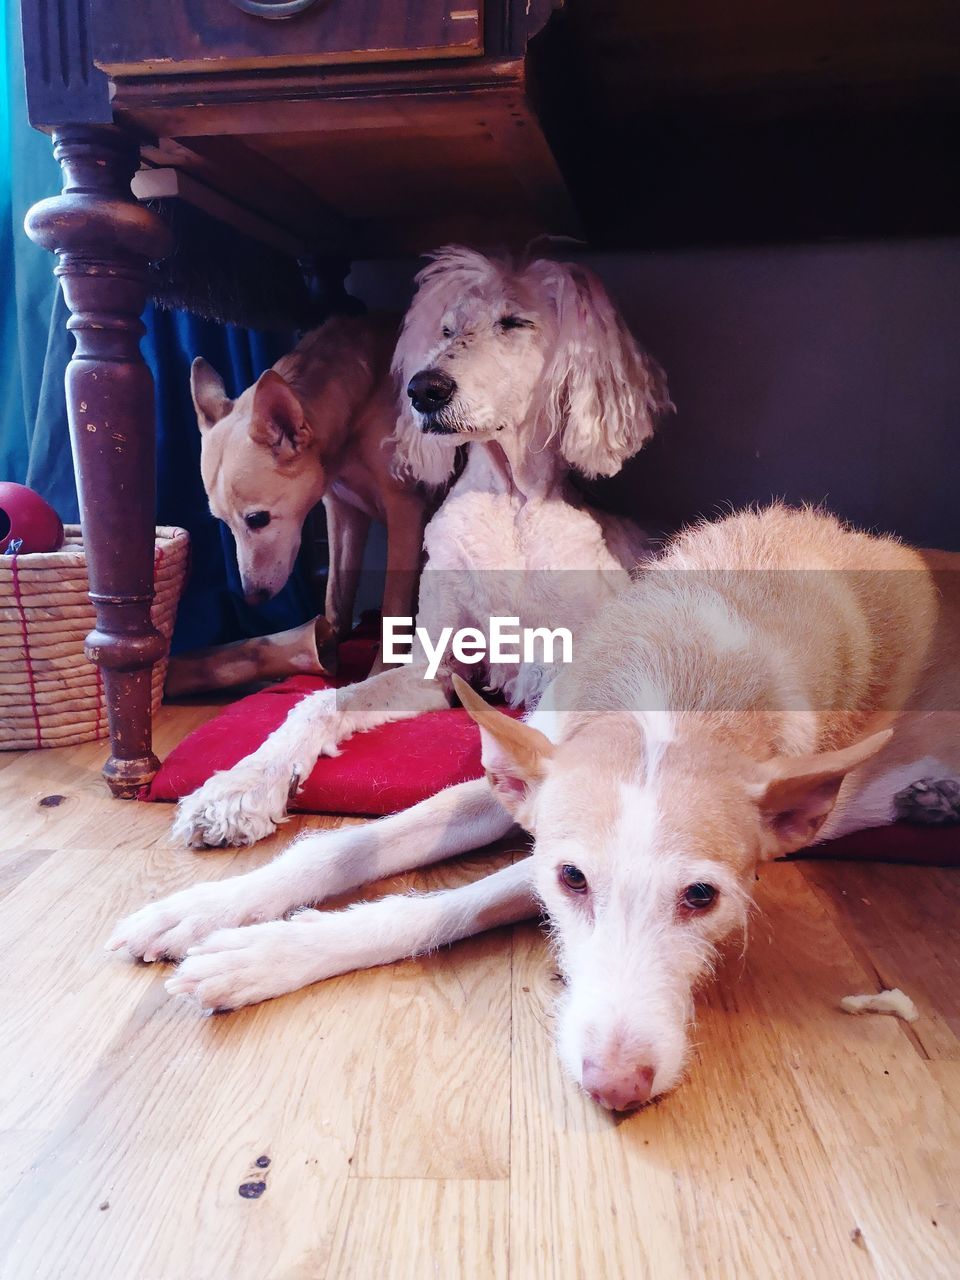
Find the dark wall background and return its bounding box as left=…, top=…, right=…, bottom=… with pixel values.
left=350, top=239, right=960, bottom=550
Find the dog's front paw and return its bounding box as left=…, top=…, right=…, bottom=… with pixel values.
left=106, top=880, right=262, bottom=962
left=165, top=915, right=327, bottom=1010
left=172, top=762, right=302, bottom=848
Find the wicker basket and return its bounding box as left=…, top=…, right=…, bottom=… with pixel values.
left=0, top=525, right=190, bottom=750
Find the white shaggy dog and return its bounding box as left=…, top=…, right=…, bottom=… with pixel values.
left=171, top=246, right=671, bottom=848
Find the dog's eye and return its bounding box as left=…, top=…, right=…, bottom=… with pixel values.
left=498, top=315, right=533, bottom=331
left=559, top=863, right=588, bottom=894
left=441, top=325, right=453, bottom=339
left=679, top=882, right=718, bottom=913
left=244, top=511, right=271, bottom=531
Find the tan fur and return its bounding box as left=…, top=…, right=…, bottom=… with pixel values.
left=192, top=313, right=430, bottom=641
left=488, top=504, right=959, bottom=861
left=456, top=507, right=959, bottom=1104
left=109, top=504, right=960, bottom=1111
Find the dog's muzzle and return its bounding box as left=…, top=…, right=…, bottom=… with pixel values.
left=407, top=368, right=456, bottom=416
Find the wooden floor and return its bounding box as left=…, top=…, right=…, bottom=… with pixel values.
left=0, top=703, right=958, bottom=1280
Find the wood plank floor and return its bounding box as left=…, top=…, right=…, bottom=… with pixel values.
left=0, top=704, right=957, bottom=1280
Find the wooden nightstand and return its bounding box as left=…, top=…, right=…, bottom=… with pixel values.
left=20, top=0, right=569, bottom=795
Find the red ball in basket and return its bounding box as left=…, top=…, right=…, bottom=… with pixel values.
left=0, top=483, right=64, bottom=555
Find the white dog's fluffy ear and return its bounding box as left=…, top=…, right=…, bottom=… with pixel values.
left=532, top=262, right=672, bottom=478
left=388, top=246, right=498, bottom=488
left=190, top=357, right=232, bottom=432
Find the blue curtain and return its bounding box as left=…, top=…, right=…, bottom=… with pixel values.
left=1, top=8, right=317, bottom=653
left=0, top=1, right=60, bottom=485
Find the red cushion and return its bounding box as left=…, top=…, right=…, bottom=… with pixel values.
left=145, top=658, right=960, bottom=861
left=145, top=673, right=515, bottom=816
left=147, top=622, right=523, bottom=818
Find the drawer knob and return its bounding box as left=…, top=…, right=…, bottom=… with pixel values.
left=227, top=0, right=320, bottom=18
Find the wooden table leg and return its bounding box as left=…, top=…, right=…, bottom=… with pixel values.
left=25, top=126, right=173, bottom=797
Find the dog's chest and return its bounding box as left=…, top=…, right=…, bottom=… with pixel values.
left=419, top=488, right=631, bottom=708
left=423, top=488, right=625, bottom=574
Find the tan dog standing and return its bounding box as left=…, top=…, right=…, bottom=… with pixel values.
left=191, top=313, right=429, bottom=645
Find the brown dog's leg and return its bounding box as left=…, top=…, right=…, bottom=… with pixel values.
left=322, top=489, right=371, bottom=644
left=164, top=616, right=334, bottom=696
left=369, top=489, right=429, bottom=676
left=381, top=489, right=428, bottom=622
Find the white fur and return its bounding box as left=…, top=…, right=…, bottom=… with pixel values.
left=636, top=710, right=675, bottom=784
left=111, top=778, right=516, bottom=961
left=390, top=248, right=670, bottom=485
left=533, top=777, right=749, bottom=1103
left=163, top=860, right=534, bottom=1010
left=173, top=247, right=669, bottom=848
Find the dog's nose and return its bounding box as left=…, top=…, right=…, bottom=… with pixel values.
left=243, top=587, right=273, bottom=607
left=581, top=1058, right=656, bottom=1112
left=407, top=369, right=456, bottom=414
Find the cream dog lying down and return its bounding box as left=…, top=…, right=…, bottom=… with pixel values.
left=110, top=505, right=959, bottom=1111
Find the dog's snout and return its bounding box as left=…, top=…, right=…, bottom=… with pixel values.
left=243, top=587, right=273, bottom=607
left=581, top=1058, right=656, bottom=1112
left=407, top=369, right=456, bottom=414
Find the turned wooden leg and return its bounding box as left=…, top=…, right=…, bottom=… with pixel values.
left=25, top=126, right=173, bottom=797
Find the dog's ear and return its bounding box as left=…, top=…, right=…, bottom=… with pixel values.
left=249, top=370, right=313, bottom=457
left=190, top=357, right=232, bottom=432
left=453, top=674, right=554, bottom=822
left=747, top=728, right=893, bottom=858
left=534, top=263, right=673, bottom=479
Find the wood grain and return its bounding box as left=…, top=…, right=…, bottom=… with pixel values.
left=803, top=861, right=960, bottom=1058
left=353, top=851, right=519, bottom=1181
left=327, top=1179, right=509, bottom=1280
left=0, top=704, right=957, bottom=1278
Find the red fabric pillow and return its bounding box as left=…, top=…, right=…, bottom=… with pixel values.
left=145, top=672, right=525, bottom=817
left=144, top=651, right=960, bottom=862
left=148, top=614, right=525, bottom=817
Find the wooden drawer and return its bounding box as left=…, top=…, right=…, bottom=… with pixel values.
left=90, top=0, right=483, bottom=77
